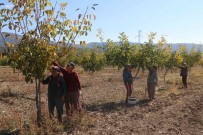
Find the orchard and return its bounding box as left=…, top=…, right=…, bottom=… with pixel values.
left=0, top=0, right=202, bottom=133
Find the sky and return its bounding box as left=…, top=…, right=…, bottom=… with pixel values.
left=2, top=0, right=203, bottom=44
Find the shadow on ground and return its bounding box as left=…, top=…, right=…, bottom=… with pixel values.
left=84, top=99, right=151, bottom=113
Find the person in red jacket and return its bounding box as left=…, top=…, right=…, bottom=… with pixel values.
left=53, top=61, right=82, bottom=116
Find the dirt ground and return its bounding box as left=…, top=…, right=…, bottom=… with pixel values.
left=0, top=66, right=203, bottom=135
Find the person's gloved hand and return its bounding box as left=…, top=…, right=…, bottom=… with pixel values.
left=61, top=95, right=65, bottom=101
left=79, top=91, right=82, bottom=96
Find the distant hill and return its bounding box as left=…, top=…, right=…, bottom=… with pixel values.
left=0, top=32, right=22, bottom=45
left=0, top=33, right=203, bottom=53
left=85, top=42, right=203, bottom=52
left=0, top=33, right=22, bottom=53
left=170, top=43, right=203, bottom=52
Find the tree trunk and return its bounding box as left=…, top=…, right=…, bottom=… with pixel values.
left=35, top=78, right=42, bottom=127
left=164, top=69, right=168, bottom=85
left=134, top=67, right=140, bottom=77
left=164, top=72, right=166, bottom=84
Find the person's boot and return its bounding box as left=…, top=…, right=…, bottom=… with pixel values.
left=49, top=112, right=54, bottom=120
left=58, top=115, right=62, bottom=124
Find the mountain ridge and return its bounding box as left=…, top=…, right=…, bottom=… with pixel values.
left=0, top=33, right=202, bottom=53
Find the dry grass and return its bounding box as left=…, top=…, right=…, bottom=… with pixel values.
left=0, top=66, right=203, bottom=134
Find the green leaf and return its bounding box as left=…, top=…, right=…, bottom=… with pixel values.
left=80, top=41, right=82, bottom=45
left=2, top=24, right=7, bottom=27
left=8, top=23, right=12, bottom=30
left=29, top=20, right=32, bottom=26
left=78, top=26, right=81, bottom=30
left=63, top=36, right=66, bottom=41
left=78, top=14, right=82, bottom=19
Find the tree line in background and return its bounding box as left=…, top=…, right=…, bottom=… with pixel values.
left=45, top=32, right=203, bottom=76
left=1, top=32, right=203, bottom=74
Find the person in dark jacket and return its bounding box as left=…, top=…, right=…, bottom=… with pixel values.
left=42, top=66, right=66, bottom=123
left=180, top=63, right=188, bottom=88
left=123, top=64, right=134, bottom=103
left=53, top=61, right=82, bottom=116
left=147, top=66, right=158, bottom=100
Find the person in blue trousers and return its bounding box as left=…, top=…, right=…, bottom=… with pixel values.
left=123, top=64, right=134, bottom=103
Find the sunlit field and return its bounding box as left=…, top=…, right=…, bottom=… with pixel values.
left=0, top=66, right=203, bottom=134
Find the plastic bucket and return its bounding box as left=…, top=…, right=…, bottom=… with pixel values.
left=128, top=96, right=137, bottom=104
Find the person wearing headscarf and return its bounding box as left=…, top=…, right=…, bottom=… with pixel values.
left=147, top=66, right=158, bottom=100
left=123, top=64, right=133, bottom=103
left=53, top=61, right=82, bottom=116
left=42, top=66, right=66, bottom=123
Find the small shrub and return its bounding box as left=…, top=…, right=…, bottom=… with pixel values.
left=0, top=57, right=9, bottom=66
left=107, top=77, right=113, bottom=82
left=166, top=80, right=174, bottom=84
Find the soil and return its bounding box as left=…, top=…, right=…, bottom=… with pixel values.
left=0, top=66, right=203, bottom=135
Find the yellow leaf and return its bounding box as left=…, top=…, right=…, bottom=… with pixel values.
left=64, top=30, right=69, bottom=36
left=4, top=42, right=10, bottom=47
left=10, top=44, right=14, bottom=48
left=45, top=10, right=54, bottom=16
left=54, top=52, right=58, bottom=57
left=83, top=18, right=87, bottom=25
left=60, top=12, right=66, bottom=18
left=68, top=20, right=72, bottom=25
left=60, top=2, right=68, bottom=8
left=18, top=26, right=20, bottom=32
left=88, top=21, right=91, bottom=26
left=74, top=20, right=78, bottom=25
left=83, top=26, right=87, bottom=30
left=47, top=2, right=52, bottom=6
left=18, top=16, right=23, bottom=21
left=83, top=41, right=86, bottom=46
left=73, top=26, right=77, bottom=32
